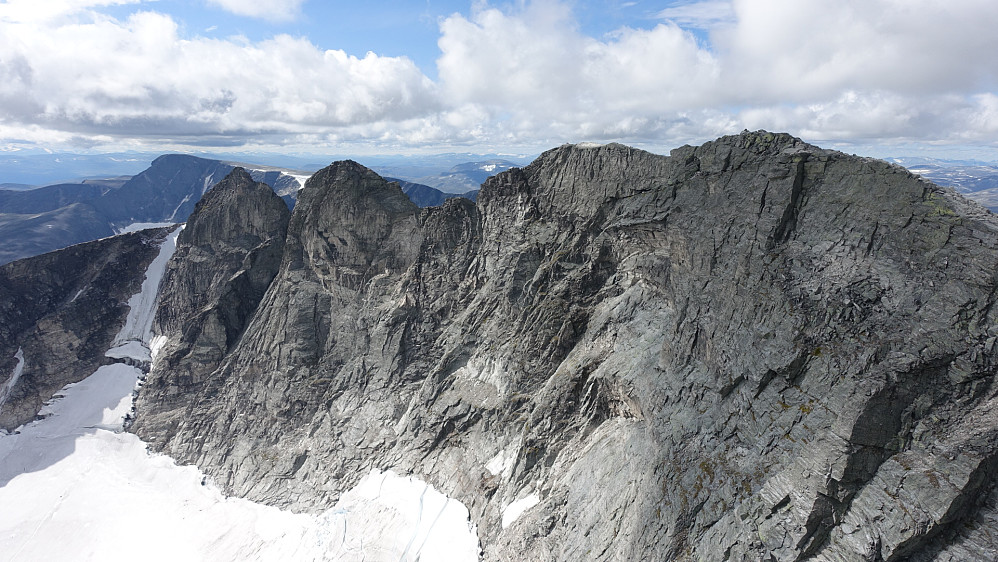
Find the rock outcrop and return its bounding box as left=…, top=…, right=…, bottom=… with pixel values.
left=131, top=132, right=998, bottom=560
left=0, top=227, right=173, bottom=430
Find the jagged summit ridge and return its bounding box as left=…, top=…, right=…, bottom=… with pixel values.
left=131, top=131, right=998, bottom=561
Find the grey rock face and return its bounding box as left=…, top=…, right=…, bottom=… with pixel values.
left=130, top=168, right=290, bottom=445
left=0, top=227, right=172, bottom=430
left=132, top=132, right=998, bottom=560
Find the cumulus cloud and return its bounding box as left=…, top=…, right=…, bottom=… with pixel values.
left=205, top=0, right=305, bottom=22
left=0, top=0, right=997, bottom=152
left=655, top=1, right=736, bottom=29
left=437, top=2, right=721, bottom=140
left=0, top=6, right=438, bottom=146
left=717, top=0, right=998, bottom=101
left=434, top=0, right=998, bottom=149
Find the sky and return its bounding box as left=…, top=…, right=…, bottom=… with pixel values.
left=0, top=0, right=997, bottom=159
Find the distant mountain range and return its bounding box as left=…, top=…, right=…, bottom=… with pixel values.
left=0, top=151, right=534, bottom=187
left=888, top=157, right=998, bottom=210
left=0, top=155, right=255, bottom=264
left=408, top=159, right=519, bottom=194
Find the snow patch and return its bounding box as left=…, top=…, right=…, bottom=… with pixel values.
left=501, top=492, right=540, bottom=530
left=149, top=334, right=168, bottom=364
left=166, top=193, right=192, bottom=222
left=480, top=164, right=496, bottom=172
left=104, top=341, right=151, bottom=363
left=105, top=227, right=180, bottom=362
left=291, top=173, right=312, bottom=191
left=113, top=222, right=176, bottom=235
left=323, top=468, right=480, bottom=561
left=0, top=348, right=24, bottom=413
left=486, top=449, right=514, bottom=476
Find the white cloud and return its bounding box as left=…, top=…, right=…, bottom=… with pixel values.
left=0, top=8, right=438, bottom=145
left=717, top=0, right=998, bottom=101
left=434, top=0, right=998, bottom=150
left=655, top=1, right=735, bottom=29
left=437, top=3, right=721, bottom=139
left=205, top=0, right=305, bottom=22
left=1, top=0, right=997, bottom=153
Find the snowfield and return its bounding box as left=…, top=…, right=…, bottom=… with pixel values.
left=0, top=229, right=479, bottom=562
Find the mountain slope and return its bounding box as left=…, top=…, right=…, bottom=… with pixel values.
left=134, top=168, right=291, bottom=444
left=0, top=226, right=174, bottom=430
left=387, top=176, right=480, bottom=207
left=127, top=131, right=998, bottom=560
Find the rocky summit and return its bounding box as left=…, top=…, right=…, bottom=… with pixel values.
left=123, top=131, right=998, bottom=560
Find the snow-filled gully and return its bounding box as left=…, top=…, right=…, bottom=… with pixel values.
left=0, top=348, right=24, bottom=413
left=0, top=227, right=479, bottom=562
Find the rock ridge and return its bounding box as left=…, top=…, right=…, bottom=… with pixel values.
left=132, top=131, right=998, bottom=560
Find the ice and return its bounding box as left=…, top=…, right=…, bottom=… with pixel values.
left=0, top=363, right=321, bottom=561
left=0, top=348, right=24, bottom=413
left=501, top=492, right=540, bottom=529
left=321, top=469, right=480, bottom=561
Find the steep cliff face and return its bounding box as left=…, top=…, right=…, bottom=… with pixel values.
left=132, top=132, right=998, bottom=560
left=130, top=168, right=290, bottom=445
left=0, top=227, right=173, bottom=430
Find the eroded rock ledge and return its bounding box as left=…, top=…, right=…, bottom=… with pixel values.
left=132, top=132, right=998, bottom=561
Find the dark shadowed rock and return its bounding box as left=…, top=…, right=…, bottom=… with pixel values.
left=131, top=132, right=998, bottom=560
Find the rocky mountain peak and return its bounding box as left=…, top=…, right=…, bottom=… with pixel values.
left=287, top=160, right=422, bottom=291
left=177, top=166, right=290, bottom=251
left=128, top=133, right=998, bottom=561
